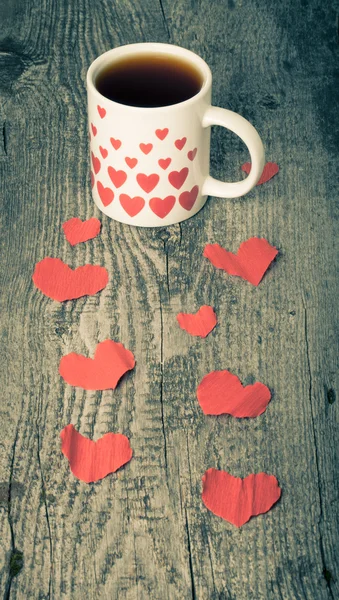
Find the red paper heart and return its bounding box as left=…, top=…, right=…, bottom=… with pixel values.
left=110, top=137, right=122, bottom=150
left=97, top=181, right=114, bottom=206
left=149, top=195, right=175, bottom=219
left=168, top=168, right=189, bottom=190
left=136, top=173, right=159, bottom=193
left=108, top=166, right=127, bottom=188
left=99, top=146, right=108, bottom=159
left=139, top=143, right=153, bottom=155
left=203, top=238, right=278, bottom=286
left=197, top=369, right=271, bottom=417
left=59, top=339, right=135, bottom=390
left=158, top=158, right=171, bottom=170
left=187, top=148, right=197, bottom=161
left=97, top=105, right=106, bottom=118
left=241, top=161, right=279, bottom=185
left=60, top=424, right=132, bottom=483
left=125, top=157, right=138, bottom=169
left=179, top=185, right=199, bottom=210
left=91, top=152, right=101, bottom=174
left=202, top=469, right=281, bottom=527
left=32, top=258, right=108, bottom=302
left=90, top=171, right=95, bottom=188
left=119, top=194, right=145, bottom=217
left=155, top=128, right=169, bottom=140
left=175, top=137, right=187, bottom=150
left=91, top=123, right=97, bottom=136
left=177, top=305, right=217, bottom=338
left=62, top=217, right=101, bottom=246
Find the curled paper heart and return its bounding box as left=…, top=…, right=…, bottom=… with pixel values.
left=60, top=424, right=132, bottom=483
left=177, top=305, right=217, bottom=338
left=59, top=339, right=135, bottom=390
left=202, top=469, right=281, bottom=527
left=203, top=237, right=278, bottom=286
left=197, top=369, right=271, bottom=417
left=62, top=217, right=101, bottom=246
left=32, top=258, right=108, bottom=302
left=242, top=161, right=279, bottom=185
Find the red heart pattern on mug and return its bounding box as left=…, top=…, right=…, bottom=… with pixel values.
left=155, top=128, right=169, bottom=140
left=158, top=158, right=172, bottom=170
left=179, top=185, right=199, bottom=210
left=108, top=166, right=127, bottom=188
left=97, top=181, right=114, bottom=206
left=125, top=157, right=138, bottom=169
left=119, top=194, right=145, bottom=217
left=140, top=143, right=153, bottom=155
left=91, top=152, right=101, bottom=174
left=110, top=137, right=122, bottom=150
left=97, top=105, right=106, bottom=118
left=91, top=123, right=97, bottom=136
left=149, top=195, right=176, bottom=219
left=168, top=168, right=189, bottom=190
left=175, top=137, right=187, bottom=150
left=90, top=171, right=95, bottom=188
left=187, top=148, right=197, bottom=161
left=91, top=131, right=204, bottom=218
left=137, top=173, right=159, bottom=193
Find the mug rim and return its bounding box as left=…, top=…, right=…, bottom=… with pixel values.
left=87, top=42, right=212, bottom=112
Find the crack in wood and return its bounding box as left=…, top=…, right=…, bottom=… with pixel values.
left=2, top=121, right=7, bottom=156
left=158, top=0, right=171, bottom=39
left=302, top=296, right=334, bottom=600
left=184, top=509, right=196, bottom=600
left=3, top=427, right=20, bottom=600
left=159, top=300, right=169, bottom=481
left=36, top=424, right=53, bottom=598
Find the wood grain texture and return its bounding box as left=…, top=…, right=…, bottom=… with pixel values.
left=0, top=0, right=338, bottom=598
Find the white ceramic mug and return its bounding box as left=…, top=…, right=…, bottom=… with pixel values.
left=87, top=43, right=265, bottom=227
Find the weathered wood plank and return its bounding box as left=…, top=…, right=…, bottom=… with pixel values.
left=0, top=0, right=338, bottom=599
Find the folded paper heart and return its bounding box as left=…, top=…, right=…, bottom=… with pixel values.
left=60, top=424, right=132, bottom=483
left=32, top=258, right=108, bottom=302
left=197, top=369, right=271, bottom=417
left=203, top=237, right=278, bottom=286
left=241, top=161, right=279, bottom=185
left=177, top=305, right=217, bottom=338
left=202, top=469, right=281, bottom=527
left=59, top=339, right=135, bottom=390
left=62, top=217, right=101, bottom=246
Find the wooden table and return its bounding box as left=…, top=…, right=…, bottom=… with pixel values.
left=0, top=1, right=338, bottom=598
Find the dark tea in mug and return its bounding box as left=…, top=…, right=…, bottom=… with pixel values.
left=95, top=53, right=204, bottom=108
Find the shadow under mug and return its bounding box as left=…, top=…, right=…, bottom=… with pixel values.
left=87, top=43, right=265, bottom=227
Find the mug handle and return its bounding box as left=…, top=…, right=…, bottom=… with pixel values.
left=202, top=106, right=265, bottom=198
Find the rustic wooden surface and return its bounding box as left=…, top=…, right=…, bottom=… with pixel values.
left=0, top=0, right=338, bottom=598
